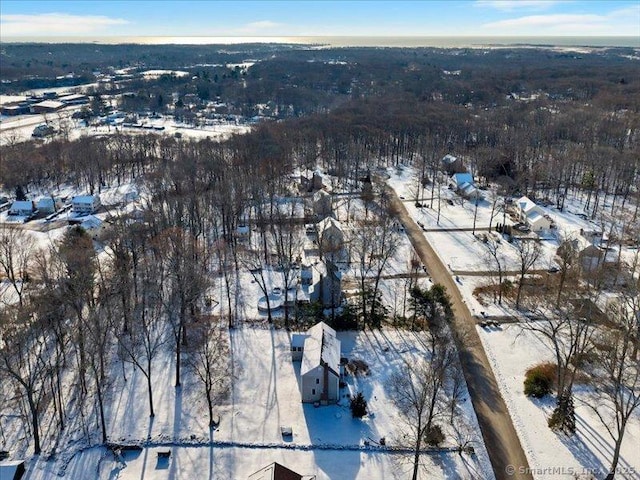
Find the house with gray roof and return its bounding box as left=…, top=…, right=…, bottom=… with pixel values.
left=294, top=322, right=341, bottom=404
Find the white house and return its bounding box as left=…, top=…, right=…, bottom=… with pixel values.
left=8, top=201, right=34, bottom=217
left=72, top=195, right=101, bottom=215
left=516, top=196, right=553, bottom=233
left=294, top=322, right=341, bottom=404
left=78, top=215, right=105, bottom=238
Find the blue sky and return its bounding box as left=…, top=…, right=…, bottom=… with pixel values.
left=1, top=1, right=639, bottom=38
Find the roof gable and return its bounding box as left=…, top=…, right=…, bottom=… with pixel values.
left=248, top=462, right=303, bottom=480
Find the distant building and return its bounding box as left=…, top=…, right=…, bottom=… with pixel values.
left=312, top=190, right=332, bottom=218
left=36, top=197, right=62, bottom=214
left=316, top=217, right=344, bottom=255
left=30, top=100, right=64, bottom=113
left=451, top=172, right=483, bottom=201
left=516, top=196, right=553, bottom=233
left=248, top=462, right=303, bottom=480
left=32, top=124, right=55, bottom=138
left=72, top=195, right=101, bottom=215
left=8, top=201, right=35, bottom=217
left=0, top=103, right=30, bottom=116
left=236, top=224, right=251, bottom=241
left=293, top=322, right=341, bottom=404
left=441, top=154, right=465, bottom=175
left=579, top=245, right=619, bottom=273
left=58, top=93, right=89, bottom=106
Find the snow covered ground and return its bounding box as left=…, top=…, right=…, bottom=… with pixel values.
left=478, top=324, right=640, bottom=480
left=20, top=327, right=493, bottom=480
left=387, top=166, right=557, bottom=273
left=386, top=164, right=640, bottom=478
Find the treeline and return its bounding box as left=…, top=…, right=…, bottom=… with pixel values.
left=2, top=85, right=638, bottom=222
left=3, top=44, right=640, bottom=117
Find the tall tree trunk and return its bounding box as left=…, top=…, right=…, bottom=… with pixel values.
left=27, top=392, right=41, bottom=455
left=146, top=372, right=155, bottom=417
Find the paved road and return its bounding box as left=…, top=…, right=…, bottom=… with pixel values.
left=386, top=186, right=533, bottom=480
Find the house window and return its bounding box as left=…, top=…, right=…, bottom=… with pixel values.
left=316, top=378, right=320, bottom=384
left=312, top=389, right=316, bottom=395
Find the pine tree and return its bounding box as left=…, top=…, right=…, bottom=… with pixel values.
left=350, top=391, right=368, bottom=418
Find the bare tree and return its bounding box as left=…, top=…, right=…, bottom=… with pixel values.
left=513, top=239, right=542, bottom=310
left=84, top=278, right=117, bottom=443
left=269, top=198, right=305, bottom=328
left=389, top=332, right=458, bottom=480
left=187, top=318, right=231, bottom=428
left=520, top=295, right=598, bottom=433
left=0, top=309, right=52, bottom=455
left=115, top=258, right=167, bottom=417
left=155, top=227, right=208, bottom=387
left=0, top=224, right=36, bottom=308
left=483, top=236, right=507, bottom=305
left=555, top=233, right=579, bottom=307
left=241, top=243, right=276, bottom=324
left=585, top=287, right=640, bottom=477
left=350, top=199, right=400, bottom=328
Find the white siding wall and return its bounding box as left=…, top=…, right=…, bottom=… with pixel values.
left=301, top=366, right=339, bottom=403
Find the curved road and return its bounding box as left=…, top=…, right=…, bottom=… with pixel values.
left=386, top=186, right=533, bottom=480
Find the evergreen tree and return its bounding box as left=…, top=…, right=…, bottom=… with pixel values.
left=350, top=392, right=368, bottom=418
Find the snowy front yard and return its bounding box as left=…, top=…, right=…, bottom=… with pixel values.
left=478, top=324, right=640, bottom=480
left=23, top=327, right=493, bottom=480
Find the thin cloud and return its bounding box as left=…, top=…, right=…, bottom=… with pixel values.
left=475, top=1, right=562, bottom=11
left=482, top=5, right=640, bottom=35
left=235, top=20, right=284, bottom=34
left=1, top=13, right=129, bottom=36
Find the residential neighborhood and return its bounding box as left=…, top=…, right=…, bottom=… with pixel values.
left=0, top=5, right=639, bottom=480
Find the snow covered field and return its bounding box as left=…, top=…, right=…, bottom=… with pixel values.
left=21, top=327, right=493, bottom=480
left=478, top=324, right=640, bottom=480
left=387, top=166, right=557, bottom=273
